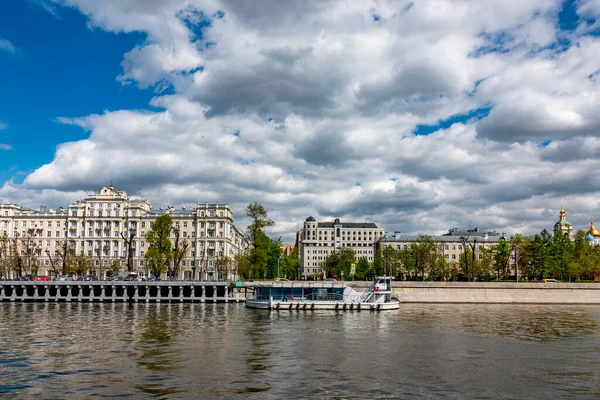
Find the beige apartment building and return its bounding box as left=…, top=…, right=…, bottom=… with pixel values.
left=378, top=228, right=506, bottom=264
left=300, top=217, right=384, bottom=279
left=0, top=186, right=245, bottom=280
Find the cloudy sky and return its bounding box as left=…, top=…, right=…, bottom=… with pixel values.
left=1, top=0, right=600, bottom=242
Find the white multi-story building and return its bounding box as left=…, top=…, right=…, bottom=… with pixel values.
left=300, top=217, right=384, bottom=279
left=0, top=186, right=245, bottom=280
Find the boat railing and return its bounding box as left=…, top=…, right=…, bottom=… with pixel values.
left=305, top=292, right=344, bottom=301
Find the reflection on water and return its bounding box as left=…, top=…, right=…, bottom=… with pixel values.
left=1, top=303, right=600, bottom=398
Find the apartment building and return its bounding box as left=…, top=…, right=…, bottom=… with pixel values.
left=0, top=186, right=245, bottom=280
left=378, top=228, right=506, bottom=263
left=300, top=216, right=384, bottom=278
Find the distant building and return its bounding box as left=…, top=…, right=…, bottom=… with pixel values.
left=0, top=186, right=245, bottom=280
left=379, top=231, right=505, bottom=264
left=553, top=205, right=574, bottom=240
left=279, top=243, right=294, bottom=256
left=442, top=227, right=502, bottom=238
left=585, top=218, right=600, bottom=245
left=300, top=217, right=384, bottom=279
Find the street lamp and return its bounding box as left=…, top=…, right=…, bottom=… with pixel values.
left=277, top=255, right=281, bottom=279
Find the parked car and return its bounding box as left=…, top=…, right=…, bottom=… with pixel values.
left=33, top=275, right=51, bottom=281
left=108, top=275, right=123, bottom=281
left=20, top=274, right=35, bottom=281
left=147, top=276, right=161, bottom=281
left=82, top=274, right=96, bottom=281
left=54, top=275, right=74, bottom=281
left=123, top=273, right=141, bottom=281
left=543, top=279, right=560, bottom=283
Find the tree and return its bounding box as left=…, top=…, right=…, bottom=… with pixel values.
left=109, top=259, right=121, bottom=276
left=145, top=214, right=173, bottom=278
left=216, top=256, right=233, bottom=281
left=0, top=234, right=9, bottom=279
left=120, top=231, right=136, bottom=272
left=324, top=247, right=355, bottom=279
left=239, top=202, right=275, bottom=279
left=171, top=226, right=189, bottom=280
left=73, top=254, right=90, bottom=277
left=493, top=239, right=511, bottom=280
left=56, top=239, right=76, bottom=275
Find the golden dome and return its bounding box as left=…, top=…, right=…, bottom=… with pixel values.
left=586, top=221, right=600, bottom=238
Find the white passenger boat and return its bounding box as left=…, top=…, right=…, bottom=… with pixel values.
left=246, top=277, right=400, bottom=311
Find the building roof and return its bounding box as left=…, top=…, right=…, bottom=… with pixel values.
left=317, top=222, right=379, bottom=229
left=380, top=234, right=505, bottom=243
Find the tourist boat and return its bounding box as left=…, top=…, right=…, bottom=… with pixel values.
left=246, top=276, right=400, bottom=311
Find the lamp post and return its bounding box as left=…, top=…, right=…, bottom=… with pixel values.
left=28, top=241, right=32, bottom=276
left=277, top=256, right=281, bottom=279
left=200, top=254, right=204, bottom=282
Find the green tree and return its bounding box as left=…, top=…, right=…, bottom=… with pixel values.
left=109, top=259, right=122, bottom=276
left=493, top=239, right=511, bottom=280
left=145, top=214, right=173, bottom=278
left=73, top=253, right=90, bottom=277
left=551, top=232, right=574, bottom=280
left=243, top=203, right=275, bottom=279
left=324, top=247, right=356, bottom=279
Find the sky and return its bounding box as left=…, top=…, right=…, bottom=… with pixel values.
left=1, top=0, right=600, bottom=243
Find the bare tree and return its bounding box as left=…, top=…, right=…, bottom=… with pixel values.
left=172, top=227, right=189, bottom=280
left=45, top=249, right=60, bottom=278
left=120, top=230, right=135, bottom=273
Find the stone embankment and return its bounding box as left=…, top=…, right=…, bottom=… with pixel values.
left=0, top=281, right=245, bottom=303
left=379, top=281, right=600, bottom=304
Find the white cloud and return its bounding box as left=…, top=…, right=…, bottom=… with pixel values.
left=0, top=144, right=12, bottom=151
left=6, top=0, right=600, bottom=241
left=0, top=37, right=16, bottom=54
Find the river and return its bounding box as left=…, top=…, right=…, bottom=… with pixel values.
left=1, top=303, right=599, bottom=399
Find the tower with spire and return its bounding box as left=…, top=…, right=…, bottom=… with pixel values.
left=554, top=204, right=574, bottom=240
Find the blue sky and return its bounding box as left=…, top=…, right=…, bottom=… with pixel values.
left=1, top=0, right=600, bottom=241
left=0, top=1, right=151, bottom=183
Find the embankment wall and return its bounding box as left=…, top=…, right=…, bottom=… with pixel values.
left=352, top=281, right=600, bottom=304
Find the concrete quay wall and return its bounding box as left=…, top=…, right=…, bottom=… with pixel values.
left=380, top=282, right=600, bottom=304
left=0, top=281, right=244, bottom=303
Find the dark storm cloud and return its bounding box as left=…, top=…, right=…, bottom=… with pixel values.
left=293, top=130, right=357, bottom=167
left=190, top=47, right=346, bottom=119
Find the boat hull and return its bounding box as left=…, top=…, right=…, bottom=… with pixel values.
left=246, top=299, right=400, bottom=311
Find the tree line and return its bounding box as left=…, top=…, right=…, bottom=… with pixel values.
left=351, top=229, right=600, bottom=282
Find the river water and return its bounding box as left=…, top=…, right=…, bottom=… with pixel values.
left=1, top=302, right=599, bottom=399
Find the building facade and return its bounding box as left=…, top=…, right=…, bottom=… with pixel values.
left=0, top=186, right=245, bottom=280
left=300, top=217, right=384, bottom=279
left=378, top=230, right=506, bottom=266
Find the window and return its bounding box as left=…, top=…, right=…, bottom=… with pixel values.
left=141, top=222, right=146, bottom=228
left=183, top=222, right=188, bottom=228
left=56, top=231, right=60, bottom=237
left=141, top=251, right=145, bottom=257
left=219, top=212, right=223, bottom=217
left=71, top=211, right=77, bottom=217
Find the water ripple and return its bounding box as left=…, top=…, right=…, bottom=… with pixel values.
left=1, top=303, right=600, bottom=398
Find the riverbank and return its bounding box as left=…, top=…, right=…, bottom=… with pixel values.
left=378, top=281, right=600, bottom=304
